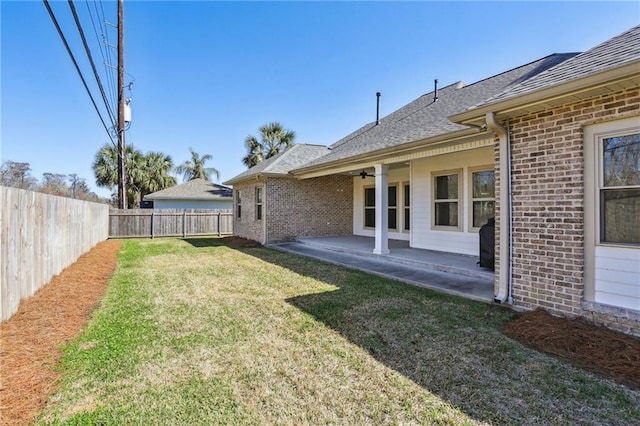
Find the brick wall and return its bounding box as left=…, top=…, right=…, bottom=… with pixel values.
left=231, top=175, right=354, bottom=245
left=499, top=87, right=639, bottom=334
left=265, top=175, right=353, bottom=243
left=232, top=181, right=264, bottom=243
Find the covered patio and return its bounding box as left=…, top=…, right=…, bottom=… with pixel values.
left=272, top=236, right=495, bottom=302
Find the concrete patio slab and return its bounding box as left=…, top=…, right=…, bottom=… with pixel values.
left=271, top=236, right=495, bottom=303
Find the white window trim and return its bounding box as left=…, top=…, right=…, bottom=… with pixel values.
left=585, top=118, right=640, bottom=249
left=364, top=184, right=399, bottom=231
left=402, top=181, right=410, bottom=233
left=364, top=185, right=375, bottom=229
left=468, top=166, right=496, bottom=232
left=388, top=183, right=399, bottom=231
left=584, top=116, right=640, bottom=301
left=255, top=186, right=263, bottom=221
left=236, top=189, right=242, bottom=220
left=432, top=169, right=463, bottom=231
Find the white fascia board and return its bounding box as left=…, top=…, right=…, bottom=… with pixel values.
left=450, top=62, right=640, bottom=125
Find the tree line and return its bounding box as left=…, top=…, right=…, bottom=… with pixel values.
left=2, top=121, right=296, bottom=207
left=0, top=160, right=104, bottom=202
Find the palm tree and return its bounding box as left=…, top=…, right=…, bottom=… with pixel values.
left=141, top=151, right=177, bottom=194
left=175, top=148, right=219, bottom=182
left=92, top=144, right=119, bottom=190
left=93, top=144, right=177, bottom=208
left=242, top=122, right=295, bottom=168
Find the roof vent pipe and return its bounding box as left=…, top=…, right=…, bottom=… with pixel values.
left=376, top=92, right=381, bottom=125
left=434, top=79, right=439, bottom=102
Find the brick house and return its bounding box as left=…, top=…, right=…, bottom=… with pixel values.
left=224, top=26, right=639, bottom=333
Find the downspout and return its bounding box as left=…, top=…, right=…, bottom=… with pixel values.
left=485, top=113, right=513, bottom=304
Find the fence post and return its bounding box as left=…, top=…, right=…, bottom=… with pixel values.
left=151, top=211, right=154, bottom=239
left=182, top=210, right=186, bottom=238
left=217, top=212, right=221, bottom=237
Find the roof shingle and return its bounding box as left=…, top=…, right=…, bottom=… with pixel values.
left=296, top=53, right=577, bottom=170
left=144, top=178, right=232, bottom=200
left=223, top=144, right=331, bottom=185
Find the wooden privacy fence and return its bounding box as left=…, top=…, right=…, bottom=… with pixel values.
left=109, top=209, right=233, bottom=238
left=1, top=187, right=109, bottom=321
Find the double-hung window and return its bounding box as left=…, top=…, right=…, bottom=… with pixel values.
left=364, top=187, right=375, bottom=228
left=363, top=185, right=399, bottom=230
left=471, top=170, right=495, bottom=229
left=388, top=185, right=398, bottom=230
left=600, top=132, right=640, bottom=244
left=236, top=190, right=242, bottom=219
left=255, top=187, right=263, bottom=220
left=404, top=184, right=410, bottom=231
left=433, top=172, right=461, bottom=228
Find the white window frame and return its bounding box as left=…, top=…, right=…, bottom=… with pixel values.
left=586, top=118, right=640, bottom=248
left=584, top=116, right=640, bottom=303
left=255, top=186, right=263, bottom=221
left=432, top=169, right=462, bottom=231
left=388, top=183, right=398, bottom=231
left=236, top=189, right=242, bottom=219
left=363, top=184, right=399, bottom=230
left=469, top=167, right=496, bottom=232
left=403, top=182, right=410, bottom=232
left=364, top=186, right=375, bottom=229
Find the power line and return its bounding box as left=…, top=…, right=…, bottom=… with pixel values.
left=42, top=0, right=116, bottom=145
left=99, top=0, right=119, bottom=112
left=85, top=0, right=117, bottom=121
left=68, top=0, right=117, bottom=128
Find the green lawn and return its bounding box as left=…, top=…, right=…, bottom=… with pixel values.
left=38, top=238, right=639, bottom=425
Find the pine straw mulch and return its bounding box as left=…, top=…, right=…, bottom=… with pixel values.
left=0, top=240, right=122, bottom=426
left=2, top=237, right=639, bottom=425
left=501, top=308, right=640, bottom=390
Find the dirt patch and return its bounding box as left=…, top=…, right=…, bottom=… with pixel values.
left=220, top=236, right=263, bottom=248
left=0, top=240, right=122, bottom=426
left=502, top=308, right=640, bottom=389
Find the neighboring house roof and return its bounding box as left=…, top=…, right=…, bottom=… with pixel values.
left=452, top=25, right=640, bottom=124
left=144, top=178, right=232, bottom=201
left=292, top=53, right=577, bottom=173
left=223, top=144, right=331, bottom=185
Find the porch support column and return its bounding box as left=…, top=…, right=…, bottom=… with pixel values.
left=373, top=164, right=390, bottom=255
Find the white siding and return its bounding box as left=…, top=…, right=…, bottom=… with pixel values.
left=353, top=168, right=410, bottom=241
left=153, top=199, right=233, bottom=210
left=594, top=246, right=640, bottom=311
left=411, top=147, right=494, bottom=255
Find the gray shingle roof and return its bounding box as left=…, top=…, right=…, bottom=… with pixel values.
left=296, top=53, right=577, bottom=170
left=223, top=144, right=331, bottom=184
left=475, top=25, right=640, bottom=106
left=144, top=178, right=232, bottom=200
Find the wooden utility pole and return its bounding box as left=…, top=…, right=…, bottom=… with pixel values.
left=117, top=0, right=126, bottom=209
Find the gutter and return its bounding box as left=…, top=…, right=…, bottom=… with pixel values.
left=486, top=112, right=513, bottom=305
left=451, top=61, right=640, bottom=125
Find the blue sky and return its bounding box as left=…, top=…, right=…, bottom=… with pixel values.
left=2, top=1, right=638, bottom=198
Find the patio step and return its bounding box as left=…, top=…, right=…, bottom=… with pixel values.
left=294, top=237, right=494, bottom=281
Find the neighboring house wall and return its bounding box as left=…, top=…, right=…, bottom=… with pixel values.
left=500, top=87, right=640, bottom=334
left=152, top=200, right=233, bottom=210
left=265, top=175, right=353, bottom=243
